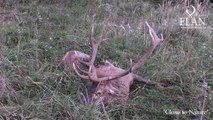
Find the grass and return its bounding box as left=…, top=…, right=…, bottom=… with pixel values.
left=0, top=0, right=213, bottom=119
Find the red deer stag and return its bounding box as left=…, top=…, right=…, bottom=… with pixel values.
left=63, top=21, right=163, bottom=105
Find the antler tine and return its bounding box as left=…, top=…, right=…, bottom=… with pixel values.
left=72, top=63, right=90, bottom=79
left=83, top=19, right=110, bottom=66
left=145, top=21, right=163, bottom=46
left=89, top=25, right=95, bottom=48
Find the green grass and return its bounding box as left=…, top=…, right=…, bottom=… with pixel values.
left=0, top=0, right=213, bottom=119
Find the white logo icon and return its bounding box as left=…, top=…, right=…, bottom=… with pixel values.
left=186, top=5, right=196, bottom=17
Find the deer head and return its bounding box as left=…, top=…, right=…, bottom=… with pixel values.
left=63, top=21, right=163, bottom=105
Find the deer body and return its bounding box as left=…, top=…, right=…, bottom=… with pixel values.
left=95, top=64, right=134, bottom=104
left=63, top=21, right=163, bottom=104
left=64, top=51, right=134, bottom=104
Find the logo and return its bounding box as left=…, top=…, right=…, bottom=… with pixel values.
left=179, top=5, right=208, bottom=29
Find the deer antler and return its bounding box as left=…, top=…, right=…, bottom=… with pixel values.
left=130, top=21, right=163, bottom=71
left=72, top=20, right=111, bottom=82
left=97, top=21, right=163, bottom=81
left=72, top=21, right=163, bottom=82
left=63, top=21, right=164, bottom=104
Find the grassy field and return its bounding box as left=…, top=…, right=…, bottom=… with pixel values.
left=0, top=0, right=213, bottom=119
